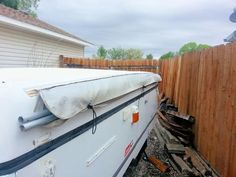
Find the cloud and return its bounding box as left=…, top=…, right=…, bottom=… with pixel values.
left=37, top=0, right=236, bottom=58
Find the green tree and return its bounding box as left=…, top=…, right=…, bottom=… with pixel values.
left=0, top=0, right=40, bottom=17
left=18, top=0, right=40, bottom=17
left=107, top=48, right=126, bottom=59
left=178, top=42, right=210, bottom=55
left=146, top=54, right=153, bottom=60
left=0, top=0, right=18, bottom=9
left=196, top=44, right=210, bottom=50
left=178, top=42, right=198, bottom=55
left=125, top=48, right=143, bottom=60
left=160, top=51, right=175, bottom=60
left=96, top=46, right=107, bottom=59
left=95, top=47, right=144, bottom=60
left=159, top=42, right=210, bottom=60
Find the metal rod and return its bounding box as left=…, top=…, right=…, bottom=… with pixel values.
left=18, top=110, right=51, bottom=123
left=20, top=114, right=57, bottom=131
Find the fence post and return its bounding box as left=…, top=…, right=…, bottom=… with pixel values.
left=59, top=55, right=64, bottom=68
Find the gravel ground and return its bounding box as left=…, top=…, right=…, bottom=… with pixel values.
left=123, top=130, right=181, bottom=177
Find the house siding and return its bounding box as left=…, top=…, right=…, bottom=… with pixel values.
left=0, top=24, right=84, bottom=67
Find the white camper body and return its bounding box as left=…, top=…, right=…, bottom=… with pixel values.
left=0, top=68, right=161, bottom=177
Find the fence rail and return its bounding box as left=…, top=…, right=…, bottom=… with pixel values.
left=60, top=56, right=159, bottom=73
left=159, top=42, right=236, bottom=177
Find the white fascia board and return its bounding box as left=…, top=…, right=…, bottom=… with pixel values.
left=0, top=15, right=93, bottom=47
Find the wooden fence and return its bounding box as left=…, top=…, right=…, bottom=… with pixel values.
left=60, top=56, right=159, bottom=73
left=159, top=42, right=236, bottom=177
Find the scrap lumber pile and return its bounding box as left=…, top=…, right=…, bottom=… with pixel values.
left=155, top=96, right=220, bottom=177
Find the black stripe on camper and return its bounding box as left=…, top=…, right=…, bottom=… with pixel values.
left=0, top=83, right=158, bottom=176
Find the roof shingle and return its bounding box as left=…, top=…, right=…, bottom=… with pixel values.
left=0, top=4, right=90, bottom=44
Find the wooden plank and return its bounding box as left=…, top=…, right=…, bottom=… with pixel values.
left=171, top=154, right=193, bottom=175
left=147, top=155, right=169, bottom=173
left=218, top=43, right=234, bottom=176
left=213, top=45, right=226, bottom=175
left=185, top=147, right=211, bottom=176
left=227, top=42, right=236, bottom=177
left=165, top=143, right=185, bottom=154
left=207, top=47, right=217, bottom=167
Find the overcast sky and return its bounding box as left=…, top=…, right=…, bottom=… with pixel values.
left=37, top=0, right=235, bottom=58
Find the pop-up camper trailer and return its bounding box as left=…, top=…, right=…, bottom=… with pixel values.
left=0, top=68, right=161, bottom=177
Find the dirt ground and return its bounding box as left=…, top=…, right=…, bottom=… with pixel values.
left=123, top=130, right=181, bottom=177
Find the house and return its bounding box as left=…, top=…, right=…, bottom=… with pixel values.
left=224, top=8, right=236, bottom=43
left=224, top=31, right=236, bottom=43
left=0, top=5, right=92, bottom=67
left=229, top=8, right=236, bottom=22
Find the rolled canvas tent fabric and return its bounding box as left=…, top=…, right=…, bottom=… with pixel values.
left=0, top=68, right=161, bottom=119
left=39, top=71, right=161, bottom=119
